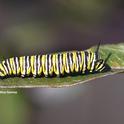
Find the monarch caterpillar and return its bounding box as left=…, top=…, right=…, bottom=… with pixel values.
left=0, top=42, right=111, bottom=79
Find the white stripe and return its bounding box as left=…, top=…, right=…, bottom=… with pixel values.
left=6, top=59, right=11, bottom=73
left=27, top=56, right=29, bottom=69
left=66, top=53, right=69, bottom=73
left=2, top=61, right=8, bottom=74
left=69, top=53, right=72, bottom=68
left=26, top=56, right=30, bottom=75
left=12, top=58, right=16, bottom=73
left=15, top=57, right=19, bottom=73
left=78, top=52, right=81, bottom=64
left=49, top=54, right=51, bottom=73
left=78, top=52, right=81, bottom=70
left=38, top=55, right=40, bottom=72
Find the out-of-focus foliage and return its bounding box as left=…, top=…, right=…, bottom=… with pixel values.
left=0, top=89, right=28, bottom=124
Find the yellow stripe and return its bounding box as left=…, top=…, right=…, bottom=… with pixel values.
left=73, top=52, right=79, bottom=72
left=96, top=62, right=104, bottom=71
left=45, top=55, right=48, bottom=76
left=80, top=51, right=84, bottom=72
left=56, top=54, right=60, bottom=75
left=87, top=51, right=94, bottom=71
left=10, top=58, right=16, bottom=75
left=59, top=54, right=64, bottom=75
left=31, top=56, right=35, bottom=75
left=90, top=53, right=95, bottom=72
left=63, top=53, right=66, bottom=72
left=48, top=55, right=54, bottom=76
left=52, top=54, right=58, bottom=75
left=42, top=55, right=47, bottom=76
left=37, top=55, right=42, bottom=75
left=19, top=56, right=25, bottom=75
left=63, top=53, right=69, bottom=73
left=62, top=53, right=66, bottom=71
left=87, top=51, right=91, bottom=70
left=0, top=71, right=5, bottom=77
left=81, top=51, right=85, bottom=73
left=95, top=63, right=99, bottom=69
left=0, top=63, right=6, bottom=76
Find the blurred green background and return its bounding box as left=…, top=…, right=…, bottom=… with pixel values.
left=0, top=0, right=124, bottom=124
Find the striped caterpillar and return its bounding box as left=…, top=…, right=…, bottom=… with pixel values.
left=0, top=43, right=111, bottom=78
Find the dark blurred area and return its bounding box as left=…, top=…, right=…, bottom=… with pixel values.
left=0, top=0, right=124, bottom=124
left=0, top=0, right=124, bottom=58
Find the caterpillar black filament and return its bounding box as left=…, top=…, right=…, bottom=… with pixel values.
left=0, top=43, right=111, bottom=78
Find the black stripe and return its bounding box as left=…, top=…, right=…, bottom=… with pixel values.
left=36, top=55, right=38, bottom=76
left=60, top=53, right=64, bottom=74
left=25, top=56, right=27, bottom=76
left=47, top=54, right=49, bottom=76
left=70, top=52, right=73, bottom=72
left=29, top=56, right=31, bottom=75
left=67, top=52, right=71, bottom=72
left=84, top=51, right=88, bottom=73
left=89, top=52, right=92, bottom=71
left=61, top=53, right=64, bottom=68
left=79, top=52, right=82, bottom=70
left=7, top=59, right=11, bottom=74
left=14, top=57, right=17, bottom=75
left=13, top=57, right=16, bottom=75
left=50, top=54, right=53, bottom=75
left=58, top=53, right=61, bottom=74
left=40, top=55, right=42, bottom=75
left=96, top=60, right=104, bottom=71
left=40, top=55, right=42, bottom=69
left=8, top=59, right=13, bottom=74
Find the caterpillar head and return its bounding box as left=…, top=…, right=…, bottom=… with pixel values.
left=95, top=59, right=107, bottom=72
left=94, top=42, right=111, bottom=73
left=94, top=59, right=111, bottom=72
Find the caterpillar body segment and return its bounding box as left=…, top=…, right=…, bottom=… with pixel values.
left=0, top=49, right=111, bottom=78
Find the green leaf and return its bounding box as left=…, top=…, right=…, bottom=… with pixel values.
left=91, top=43, right=124, bottom=68
left=0, top=43, right=124, bottom=88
